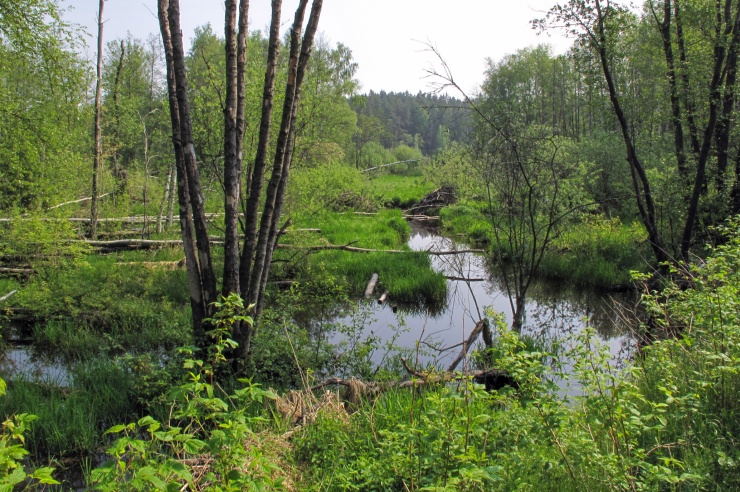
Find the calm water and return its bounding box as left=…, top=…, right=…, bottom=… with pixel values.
left=330, top=221, right=636, bottom=371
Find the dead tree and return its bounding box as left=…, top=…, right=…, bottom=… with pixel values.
left=90, top=0, right=104, bottom=240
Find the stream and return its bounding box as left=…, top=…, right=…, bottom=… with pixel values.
left=328, top=221, right=635, bottom=375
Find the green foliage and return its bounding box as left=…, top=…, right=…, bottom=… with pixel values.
left=0, top=377, right=59, bottom=490
left=286, top=160, right=374, bottom=215
left=291, top=220, right=740, bottom=491
left=424, top=145, right=484, bottom=200
left=441, top=203, right=648, bottom=287
left=0, top=359, right=137, bottom=458
left=0, top=1, right=88, bottom=211
left=543, top=215, right=648, bottom=286
left=89, top=301, right=284, bottom=491
left=8, top=248, right=193, bottom=359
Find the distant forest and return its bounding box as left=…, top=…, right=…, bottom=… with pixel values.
left=350, top=91, right=471, bottom=157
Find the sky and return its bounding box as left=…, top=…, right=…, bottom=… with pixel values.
left=65, top=0, right=574, bottom=95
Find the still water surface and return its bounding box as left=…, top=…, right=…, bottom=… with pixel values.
left=329, top=221, right=636, bottom=373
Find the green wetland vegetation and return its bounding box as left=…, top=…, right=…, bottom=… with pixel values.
left=4, top=0, right=740, bottom=489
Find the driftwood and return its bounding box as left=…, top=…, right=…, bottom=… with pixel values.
left=308, top=360, right=516, bottom=394
left=96, top=230, right=143, bottom=238
left=46, top=193, right=112, bottom=211
left=349, top=212, right=440, bottom=221
left=404, top=186, right=457, bottom=215
left=444, top=276, right=485, bottom=282
left=378, top=290, right=390, bottom=305
left=117, top=258, right=186, bottom=270
left=0, top=290, right=17, bottom=303
left=277, top=243, right=484, bottom=255
left=363, top=273, right=378, bottom=299
left=0, top=213, right=223, bottom=224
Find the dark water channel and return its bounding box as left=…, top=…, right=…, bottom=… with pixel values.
left=331, top=221, right=636, bottom=374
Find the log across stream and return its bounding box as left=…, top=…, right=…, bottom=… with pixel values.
left=324, top=221, right=635, bottom=382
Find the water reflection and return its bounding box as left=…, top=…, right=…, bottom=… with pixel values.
left=0, top=346, right=71, bottom=386
left=326, top=221, right=636, bottom=370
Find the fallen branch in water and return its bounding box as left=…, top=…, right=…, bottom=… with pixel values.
left=444, top=276, right=485, bottom=282
left=364, top=273, right=379, bottom=299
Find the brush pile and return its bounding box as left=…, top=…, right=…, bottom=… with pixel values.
left=404, top=185, right=456, bottom=216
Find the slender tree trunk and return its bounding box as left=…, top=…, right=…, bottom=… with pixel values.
left=156, top=163, right=173, bottom=234
left=259, top=0, right=324, bottom=317
left=158, top=0, right=206, bottom=335
left=715, top=31, right=739, bottom=193
left=239, top=0, right=283, bottom=296
left=675, top=0, right=701, bottom=157
left=733, top=146, right=740, bottom=214
left=223, top=0, right=241, bottom=295
left=166, top=0, right=218, bottom=324
left=595, top=33, right=668, bottom=264
left=91, top=0, right=104, bottom=240
left=111, top=40, right=125, bottom=196
left=247, top=0, right=310, bottom=309
left=656, top=0, right=689, bottom=180
left=681, top=0, right=740, bottom=260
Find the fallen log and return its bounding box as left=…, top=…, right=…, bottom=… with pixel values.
left=66, top=238, right=485, bottom=256
left=277, top=243, right=484, bottom=255
left=360, top=159, right=420, bottom=173
left=0, top=267, right=34, bottom=277
left=73, top=239, right=184, bottom=249
left=0, top=290, right=17, bottom=303
left=444, top=276, right=485, bottom=282
left=117, top=258, right=186, bottom=270
left=46, top=193, right=112, bottom=211
left=0, top=213, right=223, bottom=224
left=363, top=273, right=379, bottom=299
left=378, top=290, right=390, bottom=305
left=309, top=362, right=517, bottom=393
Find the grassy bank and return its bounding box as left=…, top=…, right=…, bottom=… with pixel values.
left=288, top=209, right=447, bottom=307
left=367, top=174, right=436, bottom=209
left=439, top=202, right=649, bottom=287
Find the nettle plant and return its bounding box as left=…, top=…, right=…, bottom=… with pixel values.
left=89, top=294, right=284, bottom=491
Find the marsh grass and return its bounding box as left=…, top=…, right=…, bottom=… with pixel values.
left=368, top=174, right=436, bottom=209
left=441, top=203, right=648, bottom=287
left=0, top=358, right=137, bottom=458
left=289, top=210, right=446, bottom=306
left=4, top=246, right=193, bottom=360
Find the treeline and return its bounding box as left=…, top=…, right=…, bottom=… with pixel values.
left=0, top=9, right=359, bottom=213
left=351, top=91, right=471, bottom=157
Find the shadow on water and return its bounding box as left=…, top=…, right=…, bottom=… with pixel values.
left=323, top=221, right=638, bottom=371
